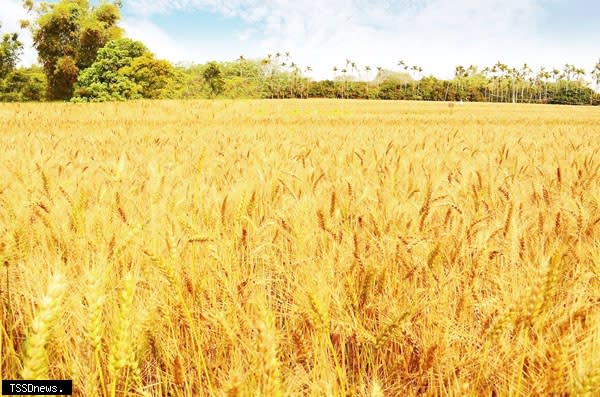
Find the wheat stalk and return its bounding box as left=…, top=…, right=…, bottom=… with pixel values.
left=21, top=273, right=66, bottom=380
left=109, top=272, right=137, bottom=397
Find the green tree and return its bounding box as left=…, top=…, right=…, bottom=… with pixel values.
left=120, top=53, right=175, bottom=99
left=203, top=61, right=224, bottom=97
left=0, top=66, right=47, bottom=101
left=24, top=0, right=122, bottom=100
left=73, top=38, right=174, bottom=102
left=0, top=22, right=23, bottom=79
left=592, top=60, right=600, bottom=105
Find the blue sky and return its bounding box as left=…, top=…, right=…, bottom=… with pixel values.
left=1, top=0, right=599, bottom=80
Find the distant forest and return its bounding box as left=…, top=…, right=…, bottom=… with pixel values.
left=1, top=0, right=599, bottom=105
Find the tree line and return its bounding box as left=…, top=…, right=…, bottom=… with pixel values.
left=1, top=0, right=599, bottom=105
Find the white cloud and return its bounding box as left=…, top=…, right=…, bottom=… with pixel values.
left=124, top=0, right=590, bottom=79
left=236, top=28, right=257, bottom=42
left=2, top=0, right=597, bottom=82
left=120, top=18, right=191, bottom=62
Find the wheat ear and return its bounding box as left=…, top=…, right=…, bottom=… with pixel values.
left=21, top=273, right=66, bottom=380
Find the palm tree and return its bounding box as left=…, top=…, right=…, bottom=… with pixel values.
left=303, top=66, right=312, bottom=99
left=364, top=65, right=372, bottom=97
left=481, top=67, right=489, bottom=101
left=271, top=53, right=282, bottom=97
left=535, top=67, right=547, bottom=103
left=455, top=65, right=467, bottom=100
left=289, top=62, right=298, bottom=97
left=332, top=66, right=339, bottom=98
left=489, top=65, right=498, bottom=102
left=397, top=60, right=409, bottom=94
left=574, top=67, right=586, bottom=96
left=520, top=63, right=532, bottom=102
left=467, top=65, right=477, bottom=76
left=551, top=68, right=560, bottom=81
left=594, top=60, right=600, bottom=87
left=351, top=61, right=358, bottom=79
left=509, top=67, right=518, bottom=103
left=495, top=61, right=509, bottom=102
left=341, top=68, right=348, bottom=98
left=375, top=66, right=383, bottom=92
left=411, top=65, right=424, bottom=96
left=285, top=52, right=291, bottom=65
left=490, top=75, right=498, bottom=102
left=261, top=56, right=275, bottom=99
left=550, top=68, right=560, bottom=98
left=591, top=59, right=600, bottom=104
left=364, top=65, right=371, bottom=81
left=592, top=59, right=600, bottom=91
left=238, top=55, right=245, bottom=79
left=562, top=63, right=576, bottom=94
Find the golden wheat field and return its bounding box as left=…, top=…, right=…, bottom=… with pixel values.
left=1, top=99, right=600, bottom=396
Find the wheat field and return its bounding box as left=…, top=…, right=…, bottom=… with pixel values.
left=1, top=99, right=600, bottom=396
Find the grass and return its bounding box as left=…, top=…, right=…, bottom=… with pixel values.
left=0, top=99, right=599, bottom=396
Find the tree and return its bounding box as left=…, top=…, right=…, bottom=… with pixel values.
left=203, top=61, right=224, bottom=97
left=237, top=55, right=245, bottom=79
left=454, top=65, right=467, bottom=100
left=0, top=66, right=47, bottom=101
left=0, top=22, right=23, bottom=79
left=592, top=60, right=600, bottom=91
left=120, top=53, right=175, bottom=99
left=24, top=0, right=122, bottom=100
left=590, top=60, right=600, bottom=104
left=340, top=68, right=348, bottom=98
left=364, top=65, right=371, bottom=97
left=73, top=38, right=174, bottom=101
left=412, top=65, right=423, bottom=96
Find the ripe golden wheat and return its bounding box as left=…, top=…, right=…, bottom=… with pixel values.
left=0, top=99, right=599, bottom=396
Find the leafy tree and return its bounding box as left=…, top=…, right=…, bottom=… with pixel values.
left=73, top=38, right=145, bottom=101
left=24, top=0, right=122, bottom=100
left=0, top=22, right=23, bottom=79
left=174, top=64, right=212, bottom=98
left=308, top=80, right=336, bottom=98
left=120, top=53, right=175, bottom=99
left=203, top=62, right=224, bottom=97
left=73, top=38, right=175, bottom=102
left=0, top=66, right=47, bottom=101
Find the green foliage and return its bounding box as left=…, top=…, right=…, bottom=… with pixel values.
left=73, top=38, right=175, bottom=102
left=203, top=62, right=224, bottom=97
left=120, top=53, right=175, bottom=99
left=26, top=0, right=122, bottom=100
left=373, top=69, right=413, bottom=85
left=52, top=55, right=79, bottom=99
left=163, top=58, right=597, bottom=106
left=2, top=22, right=598, bottom=108
left=549, top=86, right=595, bottom=105
left=0, top=22, right=43, bottom=102
left=0, top=23, right=23, bottom=79
left=175, top=58, right=276, bottom=99
left=0, top=66, right=47, bottom=101
left=308, top=80, right=336, bottom=98
left=174, top=64, right=212, bottom=98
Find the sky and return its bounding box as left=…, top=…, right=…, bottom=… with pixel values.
left=1, top=0, right=599, bottom=80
